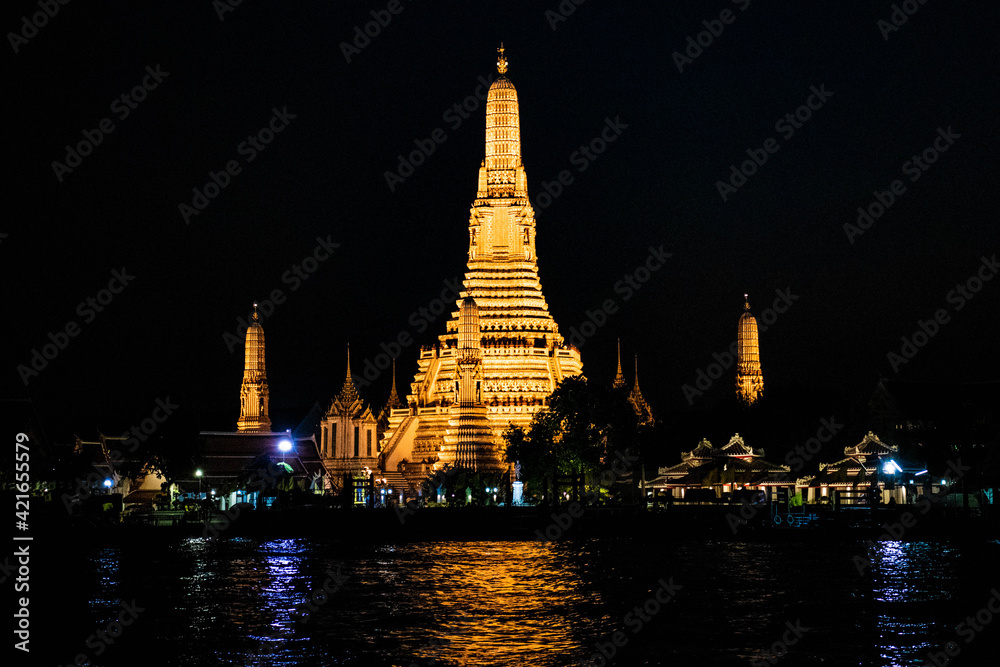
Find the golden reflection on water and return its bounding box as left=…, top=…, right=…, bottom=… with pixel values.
left=399, top=541, right=596, bottom=665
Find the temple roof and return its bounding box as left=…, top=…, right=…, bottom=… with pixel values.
left=329, top=347, right=372, bottom=420
left=844, top=431, right=895, bottom=458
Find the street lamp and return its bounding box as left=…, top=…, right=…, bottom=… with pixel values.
left=278, top=439, right=292, bottom=464
left=195, top=469, right=203, bottom=499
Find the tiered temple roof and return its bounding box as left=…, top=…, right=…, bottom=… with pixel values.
left=652, top=435, right=791, bottom=488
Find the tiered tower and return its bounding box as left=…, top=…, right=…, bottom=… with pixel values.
left=380, top=46, right=584, bottom=484
left=237, top=304, right=271, bottom=432
left=736, top=294, right=764, bottom=405
left=441, top=298, right=497, bottom=470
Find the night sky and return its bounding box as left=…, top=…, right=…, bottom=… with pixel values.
left=6, top=0, right=998, bottom=438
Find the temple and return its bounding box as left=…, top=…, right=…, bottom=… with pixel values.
left=319, top=349, right=380, bottom=482
left=237, top=304, right=271, bottom=432
left=736, top=294, right=764, bottom=405
left=379, top=45, right=584, bottom=489
left=614, top=340, right=654, bottom=425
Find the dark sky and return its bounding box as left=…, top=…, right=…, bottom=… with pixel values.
left=6, top=0, right=998, bottom=437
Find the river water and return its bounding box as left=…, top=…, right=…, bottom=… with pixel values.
left=56, top=535, right=1000, bottom=666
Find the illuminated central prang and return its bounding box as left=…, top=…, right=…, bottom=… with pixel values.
left=736, top=294, right=764, bottom=405
left=380, top=46, right=584, bottom=482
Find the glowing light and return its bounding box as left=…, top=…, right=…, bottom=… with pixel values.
left=103, top=478, right=113, bottom=488
left=195, top=469, right=203, bottom=477
left=915, top=469, right=928, bottom=476
left=882, top=460, right=902, bottom=475
left=278, top=439, right=292, bottom=453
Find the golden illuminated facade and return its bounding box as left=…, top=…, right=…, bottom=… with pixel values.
left=736, top=295, right=764, bottom=405
left=319, top=349, right=380, bottom=481
left=237, top=304, right=271, bottom=432
left=381, top=46, right=584, bottom=485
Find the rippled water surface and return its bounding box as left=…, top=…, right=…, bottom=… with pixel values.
left=65, top=536, right=1000, bottom=666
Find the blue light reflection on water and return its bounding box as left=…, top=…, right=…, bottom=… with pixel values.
left=74, top=536, right=998, bottom=667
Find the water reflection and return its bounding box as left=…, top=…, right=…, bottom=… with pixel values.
left=866, top=541, right=964, bottom=667
left=71, top=536, right=999, bottom=666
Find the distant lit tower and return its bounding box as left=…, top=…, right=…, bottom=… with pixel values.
left=442, top=298, right=497, bottom=471
left=736, top=294, right=764, bottom=405
left=237, top=303, right=271, bottom=432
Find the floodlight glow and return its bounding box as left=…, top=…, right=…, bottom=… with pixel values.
left=195, top=469, right=203, bottom=477
left=882, top=460, right=902, bottom=475
left=941, top=479, right=947, bottom=485
left=915, top=470, right=928, bottom=476
left=278, top=439, right=293, bottom=453
left=103, top=479, right=113, bottom=488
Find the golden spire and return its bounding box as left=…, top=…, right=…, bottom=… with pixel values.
left=497, top=42, right=508, bottom=74
left=736, top=295, right=764, bottom=405
left=336, top=345, right=362, bottom=410
left=387, top=358, right=404, bottom=409
left=613, top=338, right=626, bottom=389
left=628, top=354, right=654, bottom=426
left=237, top=301, right=271, bottom=432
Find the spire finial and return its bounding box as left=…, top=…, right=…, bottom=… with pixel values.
left=345, top=344, right=352, bottom=379
left=387, top=358, right=404, bottom=409
left=252, top=301, right=259, bottom=321
left=613, top=338, right=626, bottom=389
left=743, top=293, right=750, bottom=311
left=497, top=42, right=508, bottom=75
